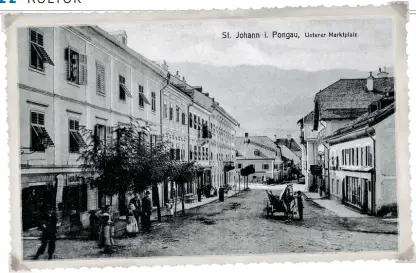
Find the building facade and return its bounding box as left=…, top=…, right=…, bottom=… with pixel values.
left=19, top=26, right=240, bottom=229
left=235, top=134, right=283, bottom=183
left=325, top=97, right=396, bottom=215
left=298, top=69, right=395, bottom=195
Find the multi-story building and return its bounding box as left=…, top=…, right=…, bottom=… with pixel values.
left=19, top=26, right=240, bottom=229
left=297, top=111, right=319, bottom=191
left=298, top=69, right=394, bottom=195
left=235, top=133, right=283, bottom=183
left=211, top=102, right=239, bottom=188
left=325, top=96, right=396, bottom=215
left=19, top=26, right=169, bottom=228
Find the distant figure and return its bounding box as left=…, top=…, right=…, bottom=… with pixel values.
left=296, top=190, right=304, bottom=220
left=197, top=187, right=202, bottom=202
left=141, top=191, right=152, bottom=232
left=99, top=205, right=112, bottom=248
left=129, top=193, right=142, bottom=225
left=34, top=206, right=59, bottom=260
left=125, top=203, right=139, bottom=237
left=89, top=210, right=100, bottom=241
left=101, top=212, right=114, bottom=253
left=165, top=201, right=174, bottom=221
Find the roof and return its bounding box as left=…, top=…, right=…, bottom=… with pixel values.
left=235, top=136, right=282, bottom=162
left=326, top=98, right=395, bottom=140
left=315, top=77, right=394, bottom=120
left=275, top=138, right=301, bottom=152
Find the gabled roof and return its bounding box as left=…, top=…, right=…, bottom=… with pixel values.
left=235, top=136, right=282, bottom=161
left=314, top=77, right=394, bottom=121
left=275, top=138, right=301, bottom=152
left=326, top=97, right=395, bottom=141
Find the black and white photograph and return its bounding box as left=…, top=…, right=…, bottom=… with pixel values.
left=6, top=4, right=410, bottom=266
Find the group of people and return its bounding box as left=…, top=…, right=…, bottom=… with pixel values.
left=125, top=191, right=153, bottom=236
left=32, top=191, right=154, bottom=259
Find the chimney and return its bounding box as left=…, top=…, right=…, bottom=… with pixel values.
left=182, top=76, right=186, bottom=83
left=376, top=67, right=389, bottom=78
left=110, top=30, right=128, bottom=46
left=287, top=134, right=291, bottom=141
left=367, top=72, right=374, bottom=91
left=162, top=60, right=169, bottom=71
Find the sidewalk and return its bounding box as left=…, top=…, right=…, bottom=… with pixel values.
left=23, top=190, right=240, bottom=240
left=303, top=191, right=368, bottom=218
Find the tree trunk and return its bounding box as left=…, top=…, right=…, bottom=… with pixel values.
left=181, top=183, right=186, bottom=215
left=153, top=186, right=162, bottom=222
left=174, top=187, right=178, bottom=216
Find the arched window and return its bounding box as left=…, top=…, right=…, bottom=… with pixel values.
left=254, top=149, right=260, bottom=156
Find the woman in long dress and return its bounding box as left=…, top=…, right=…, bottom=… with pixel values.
left=125, top=203, right=139, bottom=237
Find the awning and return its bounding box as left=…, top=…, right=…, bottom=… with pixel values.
left=31, top=125, right=55, bottom=147
left=32, top=43, right=55, bottom=66
left=120, top=83, right=132, bottom=98
left=139, top=93, right=151, bottom=105
left=70, top=131, right=87, bottom=147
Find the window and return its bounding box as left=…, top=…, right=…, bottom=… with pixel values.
left=194, top=146, right=197, bottom=160
left=262, top=164, right=269, bottom=170
left=182, top=113, right=186, bottom=125
left=176, top=106, right=180, bottom=123
left=30, top=111, right=54, bottom=152
left=254, top=149, right=260, bottom=156
left=189, top=113, right=193, bottom=128
left=356, top=148, right=359, bottom=166
left=237, top=164, right=242, bottom=169
left=69, top=119, right=86, bottom=153
left=198, top=146, right=201, bottom=160
left=138, top=85, right=150, bottom=108
left=169, top=104, right=173, bottom=121
left=163, top=100, right=168, bottom=119
left=151, top=92, right=156, bottom=112
left=361, top=147, right=364, bottom=166
left=29, top=29, right=54, bottom=71
left=118, top=75, right=132, bottom=101
left=352, top=148, right=355, bottom=166
left=94, top=124, right=108, bottom=149
left=65, top=47, right=87, bottom=85
left=139, top=85, right=144, bottom=108
left=274, top=164, right=278, bottom=169
left=366, top=146, right=373, bottom=167
left=96, top=62, right=105, bottom=95
left=211, top=152, right=213, bottom=160
left=194, top=115, right=197, bottom=129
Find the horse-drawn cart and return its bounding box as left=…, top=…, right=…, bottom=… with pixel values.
left=264, top=184, right=302, bottom=220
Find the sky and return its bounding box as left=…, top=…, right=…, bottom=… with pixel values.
left=99, top=18, right=393, bottom=140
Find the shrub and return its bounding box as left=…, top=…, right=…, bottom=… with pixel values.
left=376, top=203, right=398, bottom=217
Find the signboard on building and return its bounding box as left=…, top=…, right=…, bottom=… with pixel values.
left=310, top=165, right=322, bottom=176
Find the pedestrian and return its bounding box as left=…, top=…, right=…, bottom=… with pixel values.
left=99, top=205, right=111, bottom=248
left=129, top=193, right=141, bottom=225
left=197, top=186, right=202, bottom=202
left=88, top=210, right=100, bottom=241
left=296, top=190, right=304, bottom=220
left=125, top=203, right=139, bottom=237
left=101, top=212, right=114, bottom=253
left=141, top=191, right=152, bottom=233
left=33, top=205, right=60, bottom=260
left=165, top=201, right=174, bottom=221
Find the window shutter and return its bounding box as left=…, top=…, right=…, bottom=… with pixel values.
left=79, top=54, right=88, bottom=85
left=93, top=124, right=98, bottom=152
left=106, top=126, right=113, bottom=146
left=64, top=48, right=70, bottom=81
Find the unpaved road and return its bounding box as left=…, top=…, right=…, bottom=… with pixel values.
left=23, top=188, right=397, bottom=260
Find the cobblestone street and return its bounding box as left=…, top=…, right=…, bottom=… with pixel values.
left=23, top=186, right=398, bottom=260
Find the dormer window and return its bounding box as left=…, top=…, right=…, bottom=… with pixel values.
left=254, top=149, right=260, bottom=156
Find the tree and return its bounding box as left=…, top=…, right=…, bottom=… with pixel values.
left=171, top=161, right=198, bottom=215
left=240, top=165, right=255, bottom=189
left=78, top=121, right=173, bottom=221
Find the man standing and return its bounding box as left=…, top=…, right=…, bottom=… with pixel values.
left=129, top=193, right=141, bottom=225
left=141, top=191, right=152, bottom=233
left=34, top=205, right=59, bottom=260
